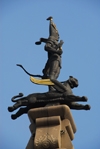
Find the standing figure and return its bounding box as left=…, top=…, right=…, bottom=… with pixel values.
left=35, top=17, right=64, bottom=90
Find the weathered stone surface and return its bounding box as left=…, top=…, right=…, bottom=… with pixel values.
left=26, top=105, right=76, bottom=149
left=28, top=105, right=77, bottom=133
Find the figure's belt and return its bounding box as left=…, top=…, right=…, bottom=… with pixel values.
left=30, top=76, right=54, bottom=85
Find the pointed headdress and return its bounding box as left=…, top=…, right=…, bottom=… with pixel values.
left=47, top=16, right=59, bottom=41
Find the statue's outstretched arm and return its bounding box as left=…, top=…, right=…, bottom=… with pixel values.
left=35, top=38, right=48, bottom=45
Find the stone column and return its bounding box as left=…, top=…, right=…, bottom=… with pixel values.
left=26, top=105, right=77, bottom=149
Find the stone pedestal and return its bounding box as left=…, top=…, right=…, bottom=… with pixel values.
left=26, top=105, right=77, bottom=149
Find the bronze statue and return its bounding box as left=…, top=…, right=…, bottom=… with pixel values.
left=17, top=17, right=64, bottom=91
left=8, top=16, right=91, bottom=120
left=8, top=76, right=90, bottom=120
left=35, top=17, right=64, bottom=90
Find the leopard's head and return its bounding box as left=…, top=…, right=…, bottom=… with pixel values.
left=68, top=76, right=79, bottom=88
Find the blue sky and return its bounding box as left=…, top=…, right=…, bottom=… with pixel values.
left=1, top=0, right=100, bottom=148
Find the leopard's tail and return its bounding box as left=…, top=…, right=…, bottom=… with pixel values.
left=11, top=93, right=24, bottom=102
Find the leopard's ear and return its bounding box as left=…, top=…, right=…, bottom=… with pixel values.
left=69, top=76, right=73, bottom=78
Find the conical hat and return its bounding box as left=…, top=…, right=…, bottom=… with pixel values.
left=47, top=17, right=59, bottom=41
